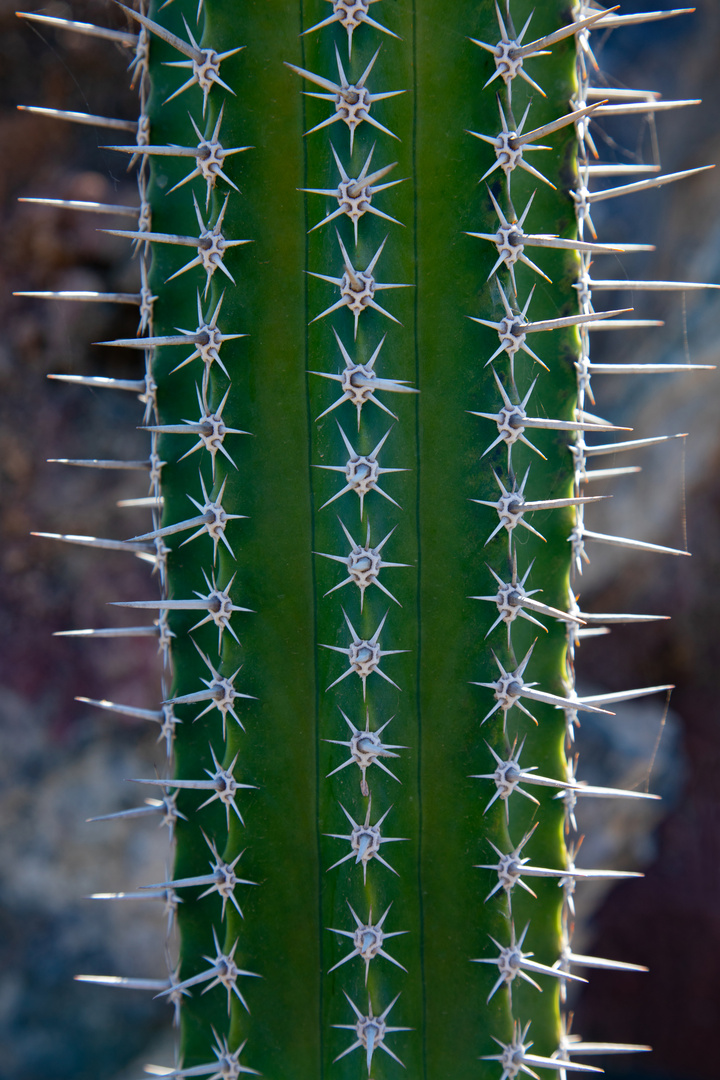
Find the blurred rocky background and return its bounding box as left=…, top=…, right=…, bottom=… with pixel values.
left=1, top=1, right=174, bottom=1076
left=1, top=1, right=719, bottom=1078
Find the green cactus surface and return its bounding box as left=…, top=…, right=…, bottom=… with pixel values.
left=17, top=0, right=716, bottom=1077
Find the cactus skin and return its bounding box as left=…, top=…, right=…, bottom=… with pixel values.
left=17, top=1, right=715, bottom=1078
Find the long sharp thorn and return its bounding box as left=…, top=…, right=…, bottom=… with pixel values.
left=589, top=8, right=695, bottom=29
left=32, top=532, right=153, bottom=555
left=583, top=165, right=713, bottom=204
left=586, top=362, right=714, bottom=375
left=48, top=457, right=150, bottom=470
left=583, top=433, right=686, bottom=457
left=19, top=197, right=139, bottom=217
left=591, top=99, right=701, bottom=117
left=581, top=319, right=664, bottom=331
left=513, top=102, right=605, bottom=147
left=580, top=278, right=720, bottom=292
left=578, top=528, right=690, bottom=557
left=16, top=10, right=139, bottom=44
left=75, top=697, right=162, bottom=722
left=515, top=6, right=619, bottom=54
left=17, top=105, right=137, bottom=132
left=74, top=975, right=173, bottom=990
left=15, top=290, right=142, bottom=305
left=575, top=611, right=669, bottom=625
left=54, top=626, right=159, bottom=639
left=112, top=1, right=201, bottom=59
left=577, top=684, right=673, bottom=706
left=561, top=950, right=648, bottom=974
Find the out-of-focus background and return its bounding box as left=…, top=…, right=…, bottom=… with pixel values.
left=1, top=2, right=719, bottom=1078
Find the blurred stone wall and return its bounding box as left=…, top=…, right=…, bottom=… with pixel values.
left=1, top=3, right=172, bottom=1077
left=565, top=4, right=720, bottom=1076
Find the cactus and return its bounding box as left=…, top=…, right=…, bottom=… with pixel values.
left=15, top=1, right=716, bottom=1077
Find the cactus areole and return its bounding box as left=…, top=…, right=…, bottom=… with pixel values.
left=19, top=1, right=715, bottom=1078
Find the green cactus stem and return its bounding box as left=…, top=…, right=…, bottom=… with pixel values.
left=16, top=1, right=716, bottom=1077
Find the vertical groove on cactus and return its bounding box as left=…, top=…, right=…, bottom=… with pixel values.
left=15, top=1, right=717, bottom=1077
